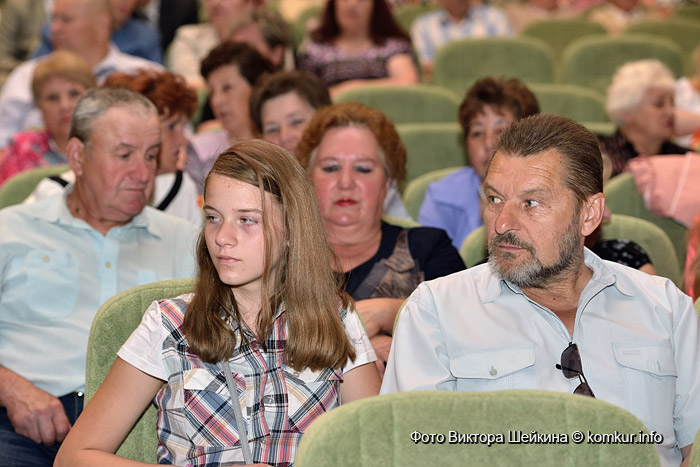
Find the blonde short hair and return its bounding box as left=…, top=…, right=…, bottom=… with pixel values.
left=31, top=50, right=96, bottom=102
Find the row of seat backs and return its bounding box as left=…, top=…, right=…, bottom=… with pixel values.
left=84, top=275, right=700, bottom=464
left=432, top=33, right=688, bottom=97
left=334, top=82, right=610, bottom=125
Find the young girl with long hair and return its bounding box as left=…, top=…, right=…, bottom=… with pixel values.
left=55, top=139, right=380, bottom=466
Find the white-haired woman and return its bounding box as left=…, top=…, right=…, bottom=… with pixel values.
left=599, top=59, right=690, bottom=176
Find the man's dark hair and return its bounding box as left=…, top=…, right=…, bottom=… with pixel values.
left=492, top=113, right=603, bottom=208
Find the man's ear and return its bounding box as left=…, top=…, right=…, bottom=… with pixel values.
left=580, top=193, right=605, bottom=237
left=66, top=137, right=85, bottom=176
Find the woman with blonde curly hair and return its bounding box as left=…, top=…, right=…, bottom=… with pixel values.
left=296, top=102, right=465, bottom=374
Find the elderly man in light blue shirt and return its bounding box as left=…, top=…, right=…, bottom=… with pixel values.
left=0, top=87, right=197, bottom=466
left=382, top=114, right=699, bottom=467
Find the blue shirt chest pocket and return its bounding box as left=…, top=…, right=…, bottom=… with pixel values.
left=451, top=346, right=537, bottom=392
left=6, top=250, right=80, bottom=322
left=613, top=343, right=677, bottom=436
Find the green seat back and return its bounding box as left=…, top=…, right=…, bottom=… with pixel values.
left=530, top=83, right=608, bottom=123
left=521, top=18, right=607, bottom=77
left=582, top=121, right=615, bottom=135
left=459, top=214, right=682, bottom=286
left=604, top=172, right=688, bottom=268
left=295, top=390, right=661, bottom=466
left=402, top=166, right=462, bottom=221
left=292, top=5, right=324, bottom=51
left=382, top=214, right=420, bottom=229
left=433, top=37, right=555, bottom=96
left=691, top=401, right=700, bottom=466
left=561, top=34, right=685, bottom=95
left=85, top=278, right=196, bottom=462
left=598, top=214, right=682, bottom=286
left=460, top=225, right=488, bottom=268
left=395, top=122, right=467, bottom=187
left=392, top=3, right=440, bottom=32
left=333, top=84, right=461, bottom=125
left=624, top=19, right=700, bottom=75
left=0, top=164, right=70, bottom=209
left=673, top=4, right=700, bottom=21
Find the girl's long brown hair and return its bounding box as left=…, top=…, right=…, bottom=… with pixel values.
left=183, top=140, right=354, bottom=370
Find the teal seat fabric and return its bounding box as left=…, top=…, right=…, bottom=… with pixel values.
left=333, top=84, right=461, bottom=125
left=459, top=214, right=682, bottom=287
left=0, top=164, right=70, bottom=209
left=295, top=390, right=661, bottom=467
left=402, top=166, right=462, bottom=221
left=85, top=278, right=196, bottom=462
left=521, top=18, right=607, bottom=74
left=604, top=172, right=688, bottom=268
left=624, top=19, right=700, bottom=75
left=432, top=37, right=555, bottom=96
left=530, top=83, right=607, bottom=123
left=396, top=122, right=467, bottom=186
left=561, top=34, right=685, bottom=95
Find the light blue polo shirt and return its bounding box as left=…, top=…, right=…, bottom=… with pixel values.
left=0, top=188, right=197, bottom=397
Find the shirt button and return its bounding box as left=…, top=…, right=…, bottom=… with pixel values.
left=105, top=261, right=112, bottom=268
left=489, top=367, right=498, bottom=376
left=262, top=395, right=274, bottom=405
left=42, top=255, right=50, bottom=262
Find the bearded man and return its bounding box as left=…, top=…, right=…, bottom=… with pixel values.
left=380, top=114, right=699, bottom=467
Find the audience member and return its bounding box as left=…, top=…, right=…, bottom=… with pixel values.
left=419, top=77, right=540, bottom=250
left=229, top=7, right=292, bottom=70
left=55, top=139, right=380, bottom=466
left=599, top=59, right=690, bottom=177
left=250, top=69, right=410, bottom=219
left=135, top=0, right=200, bottom=55
left=168, top=0, right=261, bottom=89
left=0, top=0, right=163, bottom=148
left=250, top=69, right=332, bottom=154
left=503, top=0, right=576, bottom=34
left=0, top=87, right=197, bottom=466
left=587, top=0, right=655, bottom=35
left=381, top=113, right=700, bottom=467
left=185, top=41, right=274, bottom=193
left=26, top=69, right=202, bottom=226
left=411, top=0, right=512, bottom=81
left=33, top=0, right=163, bottom=63
left=0, top=51, right=95, bottom=185
left=297, top=0, right=419, bottom=97
left=296, top=102, right=466, bottom=374
left=0, top=0, right=49, bottom=87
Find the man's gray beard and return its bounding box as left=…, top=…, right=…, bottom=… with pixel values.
left=488, top=220, right=583, bottom=289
